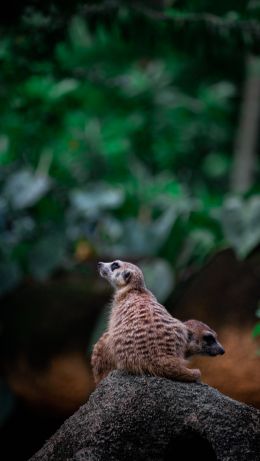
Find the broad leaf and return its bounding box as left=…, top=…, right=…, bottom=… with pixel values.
left=4, top=170, right=50, bottom=209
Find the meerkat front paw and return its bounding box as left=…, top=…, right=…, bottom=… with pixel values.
left=191, top=368, right=201, bottom=382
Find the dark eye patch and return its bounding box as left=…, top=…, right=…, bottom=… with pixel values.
left=111, top=262, right=120, bottom=271
left=203, top=334, right=215, bottom=345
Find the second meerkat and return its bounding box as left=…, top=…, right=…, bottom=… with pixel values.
left=92, top=260, right=224, bottom=385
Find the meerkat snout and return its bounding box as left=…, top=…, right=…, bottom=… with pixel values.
left=98, top=260, right=145, bottom=290
left=204, top=334, right=225, bottom=356
left=201, top=332, right=225, bottom=356
left=98, top=260, right=130, bottom=287
left=97, top=261, right=109, bottom=278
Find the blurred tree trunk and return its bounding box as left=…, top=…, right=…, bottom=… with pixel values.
left=231, top=55, right=260, bottom=193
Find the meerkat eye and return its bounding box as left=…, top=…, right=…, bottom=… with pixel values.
left=203, top=334, right=215, bottom=345
left=111, top=262, right=120, bottom=271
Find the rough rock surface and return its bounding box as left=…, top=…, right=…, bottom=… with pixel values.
left=30, top=370, right=260, bottom=461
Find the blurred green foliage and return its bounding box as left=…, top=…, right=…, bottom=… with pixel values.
left=0, top=2, right=260, bottom=298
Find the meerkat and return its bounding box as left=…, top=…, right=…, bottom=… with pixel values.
left=91, top=261, right=224, bottom=385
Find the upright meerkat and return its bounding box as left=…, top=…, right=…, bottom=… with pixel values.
left=92, top=260, right=224, bottom=385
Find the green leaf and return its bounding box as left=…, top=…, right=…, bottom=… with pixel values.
left=23, top=76, right=54, bottom=99
left=70, top=186, right=125, bottom=218
left=69, top=16, right=92, bottom=48
left=203, top=153, right=230, bottom=178
left=0, top=135, right=10, bottom=164
left=139, top=258, right=174, bottom=303
left=48, top=79, right=79, bottom=100
left=255, top=305, right=260, bottom=318
left=220, top=196, right=260, bottom=258
left=4, top=170, right=50, bottom=209
left=252, top=323, right=260, bottom=338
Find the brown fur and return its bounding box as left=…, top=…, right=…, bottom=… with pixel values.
left=92, top=261, right=224, bottom=385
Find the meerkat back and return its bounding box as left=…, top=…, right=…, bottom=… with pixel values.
left=92, top=260, right=201, bottom=383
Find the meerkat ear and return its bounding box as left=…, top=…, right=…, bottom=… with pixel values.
left=123, top=270, right=132, bottom=283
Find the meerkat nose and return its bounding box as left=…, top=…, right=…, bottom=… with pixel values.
left=219, top=347, right=225, bottom=355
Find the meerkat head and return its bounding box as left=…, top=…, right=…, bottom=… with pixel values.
left=184, top=319, right=225, bottom=358
left=98, top=260, right=146, bottom=291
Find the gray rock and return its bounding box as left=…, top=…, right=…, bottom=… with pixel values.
left=29, top=370, right=260, bottom=461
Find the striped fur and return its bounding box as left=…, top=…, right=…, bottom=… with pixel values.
left=92, top=261, right=203, bottom=384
